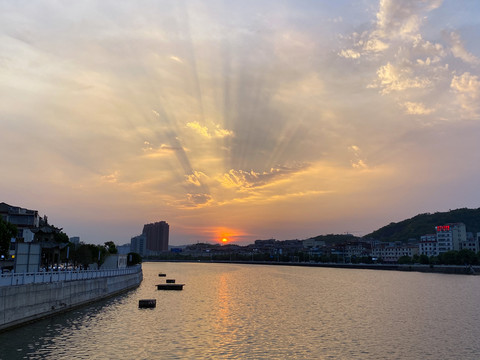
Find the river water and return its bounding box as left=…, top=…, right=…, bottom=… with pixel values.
left=1, top=262, right=480, bottom=359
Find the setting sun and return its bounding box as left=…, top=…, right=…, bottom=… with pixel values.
left=208, top=227, right=247, bottom=244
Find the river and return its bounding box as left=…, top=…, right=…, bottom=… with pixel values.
left=1, top=262, right=479, bottom=359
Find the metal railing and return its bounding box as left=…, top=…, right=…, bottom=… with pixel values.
left=0, top=265, right=142, bottom=287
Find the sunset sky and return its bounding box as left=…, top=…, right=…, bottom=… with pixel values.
left=1, top=0, right=480, bottom=246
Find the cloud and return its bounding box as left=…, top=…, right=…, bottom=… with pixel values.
left=447, top=31, right=480, bottom=65
left=186, top=121, right=234, bottom=139
left=221, top=164, right=309, bottom=190
left=186, top=121, right=210, bottom=138
left=348, top=146, right=368, bottom=169
left=101, top=171, right=119, bottom=183
left=451, top=72, right=480, bottom=118
left=2, top=0, right=480, bottom=246
left=338, top=0, right=450, bottom=108
left=338, top=49, right=361, bottom=59
left=375, top=0, right=442, bottom=39
left=363, top=37, right=389, bottom=53
left=170, top=55, right=184, bottom=64
left=185, top=171, right=209, bottom=187
left=403, top=101, right=434, bottom=115
left=369, top=62, right=431, bottom=94
left=143, top=143, right=186, bottom=158
left=340, top=0, right=443, bottom=58
left=186, top=193, right=212, bottom=206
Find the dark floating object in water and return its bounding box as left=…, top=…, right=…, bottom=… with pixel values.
left=158, top=273, right=167, bottom=277
left=157, top=283, right=184, bottom=290
left=166, top=279, right=175, bottom=283
left=139, top=299, right=156, bottom=308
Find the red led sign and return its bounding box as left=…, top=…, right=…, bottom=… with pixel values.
left=436, top=225, right=450, bottom=232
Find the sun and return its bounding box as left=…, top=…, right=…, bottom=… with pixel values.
left=222, top=238, right=228, bottom=243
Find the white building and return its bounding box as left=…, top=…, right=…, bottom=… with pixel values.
left=419, top=234, right=438, bottom=257
left=372, top=243, right=419, bottom=263
left=436, top=223, right=466, bottom=253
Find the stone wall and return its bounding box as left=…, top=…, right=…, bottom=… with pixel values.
left=0, top=270, right=142, bottom=331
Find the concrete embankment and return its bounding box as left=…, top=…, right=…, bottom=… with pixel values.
left=0, top=268, right=142, bottom=332
left=273, top=262, right=480, bottom=274
left=157, top=260, right=478, bottom=275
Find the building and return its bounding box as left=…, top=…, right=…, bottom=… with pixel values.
left=69, top=236, right=80, bottom=247
left=100, top=254, right=127, bottom=269
left=372, top=243, right=419, bottom=263
left=130, top=234, right=147, bottom=256
left=117, top=244, right=131, bottom=255
left=303, top=238, right=326, bottom=249
left=345, top=242, right=371, bottom=260
left=436, top=223, right=466, bottom=253
left=419, top=234, right=438, bottom=257
left=0, top=202, right=39, bottom=242
left=142, top=221, right=169, bottom=253
left=460, top=232, right=478, bottom=253
left=420, top=223, right=477, bottom=256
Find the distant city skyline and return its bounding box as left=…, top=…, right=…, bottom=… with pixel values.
left=1, top=1, right=480, bottom=245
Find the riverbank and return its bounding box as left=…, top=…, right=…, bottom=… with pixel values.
left=0, top=266, right=143, bottom=332
left=147, top=260, right=478, bottom=275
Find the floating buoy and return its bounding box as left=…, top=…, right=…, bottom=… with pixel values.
left=139, top=299, right=156, bottom=308
left=157, top=283, right=184, bottom=290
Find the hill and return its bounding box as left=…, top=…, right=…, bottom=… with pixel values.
left=364, top=208, right=480, bottom=242
left=307, top=233, right=361, bottom=245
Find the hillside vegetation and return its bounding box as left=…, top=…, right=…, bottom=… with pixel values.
left=364, top=208, right=480, bottom=242
left=307, top=233, right=361, bottom=245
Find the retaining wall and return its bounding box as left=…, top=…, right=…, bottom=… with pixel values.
left=0, top=269, right=142, bottom=332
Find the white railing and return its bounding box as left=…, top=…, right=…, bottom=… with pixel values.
left=0, top=265, right=142, bottom=287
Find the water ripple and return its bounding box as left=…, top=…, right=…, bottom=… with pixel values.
left=1, top=263, right=480, bottom=359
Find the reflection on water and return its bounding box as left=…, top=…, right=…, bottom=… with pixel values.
left=1, top=262, right=480, bottom=359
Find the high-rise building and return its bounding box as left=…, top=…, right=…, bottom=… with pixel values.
left=69, top=236, right=80, bottom=247
left=142, top=221, right=169, bottom=252
left=130, top=234, right=147, bottom=256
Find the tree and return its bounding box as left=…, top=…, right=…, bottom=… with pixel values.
left=0, top=217, right=17, bottom=258
left=104, top=241, right=118, bottom=254
left=127, top=252, right=142, bottom=266
left=75, top=244, right=93, bottom=268
left=75, top=243, right=106, bottom=268
left=457, top=249, right=478, bottom=265
left=397, top=255, right=412, bottom=264
left=419, top=254, right=430, bottom=265
left=438, top=251, right=457, bottom=265
left=54, top=231, right=69, bottom=243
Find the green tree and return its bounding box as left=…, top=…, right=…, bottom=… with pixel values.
left=76, top=244, right=93, bottom=268
left=127, top=252, right=142, bottom=266
left=54, top=231, right=69, bottom=243
left=397, top=255, right=413, bottom=264
left=0, top=217, right=17, bottom=258
left=104, top=241, right=118, bottom=254
left=457, top=249, right=478, bottom=265
left=438, top=251, right=457, bottom=265
left=419, top=254, right=430, bottom=264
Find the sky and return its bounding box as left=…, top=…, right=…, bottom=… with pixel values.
left=1, top=0, right=480, bottom=246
